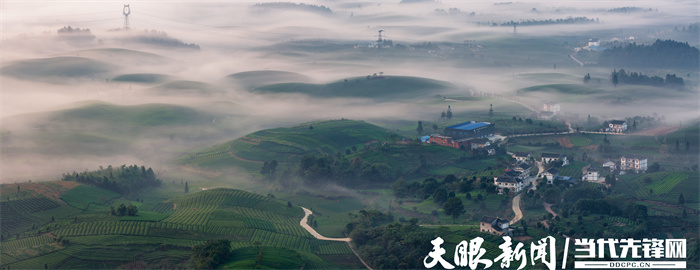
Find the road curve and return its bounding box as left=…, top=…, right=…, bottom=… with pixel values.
left=299, top=207, right=351, bottom=241
left=300, top=207, right=374, bottom=270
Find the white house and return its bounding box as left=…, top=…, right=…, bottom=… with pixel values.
left=540, top=153, right=568, bottom=166
left=620, top=155, right=647, bottom=172
left=602, top=159, right=616, bottom=171
left=510, top=152, right=531, bottom=163
left=542, top=102, right=561, bottom=113
left=479, top=216, right=511, bottom=236
left=582, top=164, right=600, bottom=181
left=607, top=120, right=627, bottom=133
left=542, top=168, right=559, bottom=184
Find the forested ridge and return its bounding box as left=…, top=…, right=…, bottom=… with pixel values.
left=61, top=164, right=161, bottom=194
left=599, top=39, right=699, bottom=69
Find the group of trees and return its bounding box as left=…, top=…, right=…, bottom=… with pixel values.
left=109, top=203, right=138, bottom=216
left=487, top=16, right=597, bottom=27
left=610, top=69, right=684, bottom=88
left=297, top=154, right=394, bottom=187
left=599, top=39, right=699, bottom=69
left=56, top=26, right=95, bottom=44
left=129, top=30, right=200, bottom=50
left=61, top=165, right=161, bottom=194
left=189, top=239, right=232, bottom=269
left=392, top=174, right=497, bottom=205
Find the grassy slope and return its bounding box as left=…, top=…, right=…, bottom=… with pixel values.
left=1, top=184, right=363, bottom=269
left=112, top=73, right=170, bottom=84
left=148, top=80, right=222, bottom=96
left=184, top=119, right=394, bottom=170
left=0, top=57, right=114, bottom=80
left=252, top=76, right=452, bottom=100
left=226, top=70, right=312, bottom=90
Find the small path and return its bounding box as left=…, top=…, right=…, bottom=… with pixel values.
left=510, top=193, right=523, bottom=225
left=569, top=54, right=584, bottom=67
left=543, top=203, right=558, bottom=217
left=299, top=207, right=373, bottom=270
left=299, top=207, right=350, bottom=242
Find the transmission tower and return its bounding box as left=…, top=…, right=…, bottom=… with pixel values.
left=376, top=30, right=384, bottom=47
left=123, top=4, right=131, bottom=30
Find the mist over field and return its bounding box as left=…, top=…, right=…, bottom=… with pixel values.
left=1, top=0, right=698, bottom=183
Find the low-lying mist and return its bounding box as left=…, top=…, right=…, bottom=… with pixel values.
left=2, top=0, right=698, bottom=183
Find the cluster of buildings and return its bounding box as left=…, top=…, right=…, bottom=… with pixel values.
left=426, top=121, right=496, bottom=154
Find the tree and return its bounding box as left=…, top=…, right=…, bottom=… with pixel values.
left=126, top=204, right=138, bottom=216
left=416, top=121, right=424, bottom=134
left=488, top=104, right=494, bottom=117
left=17, top=184, right=20, bottom=193
left=676, top=140, right=680, bottom=151
left=648, top=162, right=661, bottom=173
left=446, top=105, right=452, bottom=120
left=441, top=111, right=446, bottom=119
left=612, top=71, right=619, bottom=87
left=465, top=193, right=472, bottom=200
left=185, top=181, right=189, bottom=193
left=443, top=197, right=465, bottom=221
left=433, top=188, right=448, bottom=204
left=109, top=206, right=115, bottom=215
left=583, top=73, right=591, bottom=84
left=432, top=123, right=438, bottom=132
left=117, top=204, right=127, bottom=216
left=678, top=193, right=685, bottom=205
left=287, top=201, right=292, bottom=208
left=605, top=174, right=615, bottom=186
left=190, top=239, right=232, bottom=269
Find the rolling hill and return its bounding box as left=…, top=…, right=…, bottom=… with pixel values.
left=148, top=80, right=222, bottom=96
left=112, top=73, right=171, bottom=84
left=0, top=57, right=115, bottom=81
left=184, top=119, right=394, bottom=171
left=226, top=70, right=312, bottom=90
left=252, top=75, right=452, bottom=100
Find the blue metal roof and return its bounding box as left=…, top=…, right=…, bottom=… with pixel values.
left=447, top=122, right=490, bottom=131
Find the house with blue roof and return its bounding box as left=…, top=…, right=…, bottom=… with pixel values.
left=444, top=121, right=494, bottom=140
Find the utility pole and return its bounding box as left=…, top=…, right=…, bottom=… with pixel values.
left=123, top=4, right=131, bottom=30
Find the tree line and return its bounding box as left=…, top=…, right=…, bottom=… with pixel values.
left=609, top=69, right=684, bottom=88
left=599, top=39, right=699, bottom=69
left=479, top=17, right=596, bottom=27
left=61, top=164, right=161, bottom=194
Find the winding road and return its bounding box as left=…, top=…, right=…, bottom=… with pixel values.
left=299, top=207, right=373, bottom=270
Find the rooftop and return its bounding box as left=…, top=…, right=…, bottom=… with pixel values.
left=447, top=121, right=491, bottom=131
left=513, top=152, right=530, bottom=157
left=610, top=120, right=626, bottom=125
left=541, top=152, right=562, bottom=158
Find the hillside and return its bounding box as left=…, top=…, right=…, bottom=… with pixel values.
left=0, top=183, right=362, bottom=269
left=184, top=119, right=394, bottom=171
left=0, top=57, right=115, bottom=81
left=226, top=70, right=312, bottom=90
left=252, top=76, right=452, bottom=100
left=148, top=80, right=223, bottom=96
left=112, top=73, right=171, bottom=84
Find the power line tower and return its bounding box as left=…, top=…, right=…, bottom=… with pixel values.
left=375, top=30, right=384, bottom=48
left=123, top=4, right=131, bottom=30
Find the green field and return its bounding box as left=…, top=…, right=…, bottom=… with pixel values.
left=226, top=70, right=312, bottom=90
left=2, top=186, right=363, bottom=269
left=517, top=84, right=603, bottom=95
left=0, top=56, right=114, bottom=80
left=184, top=119, right=394, bottom=170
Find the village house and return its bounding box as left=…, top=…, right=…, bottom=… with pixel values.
left=542, top=168, right=559, bottom=184
left=511, top=163, right=531, bottom=176
left=428, top=134, right=469, bottom=150
left=479, top=216, right=511, bottom=236
left=510, top=152, right=531, bottom=163
left=620, top=155, right=647, bottom=172
left=582, top=164, right=600, bottom=181
left=540, top=153, right=568, bottom=166
left=602, top=159, right=617, bottom=171
left=607, top=120, right=627, bottom=133
left=495, top=170, right=524, bottom=192
left=485, top=145, right=496, bottom=156
left=542, top=102, right=561, bottom=113
left=470, top=138, right=490, bottom=150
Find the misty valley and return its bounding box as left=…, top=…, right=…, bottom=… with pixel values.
left=1, top=1, right=699, bottom=269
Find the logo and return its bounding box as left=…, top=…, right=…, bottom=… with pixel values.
left=423, top=237, right=687, bottom=269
